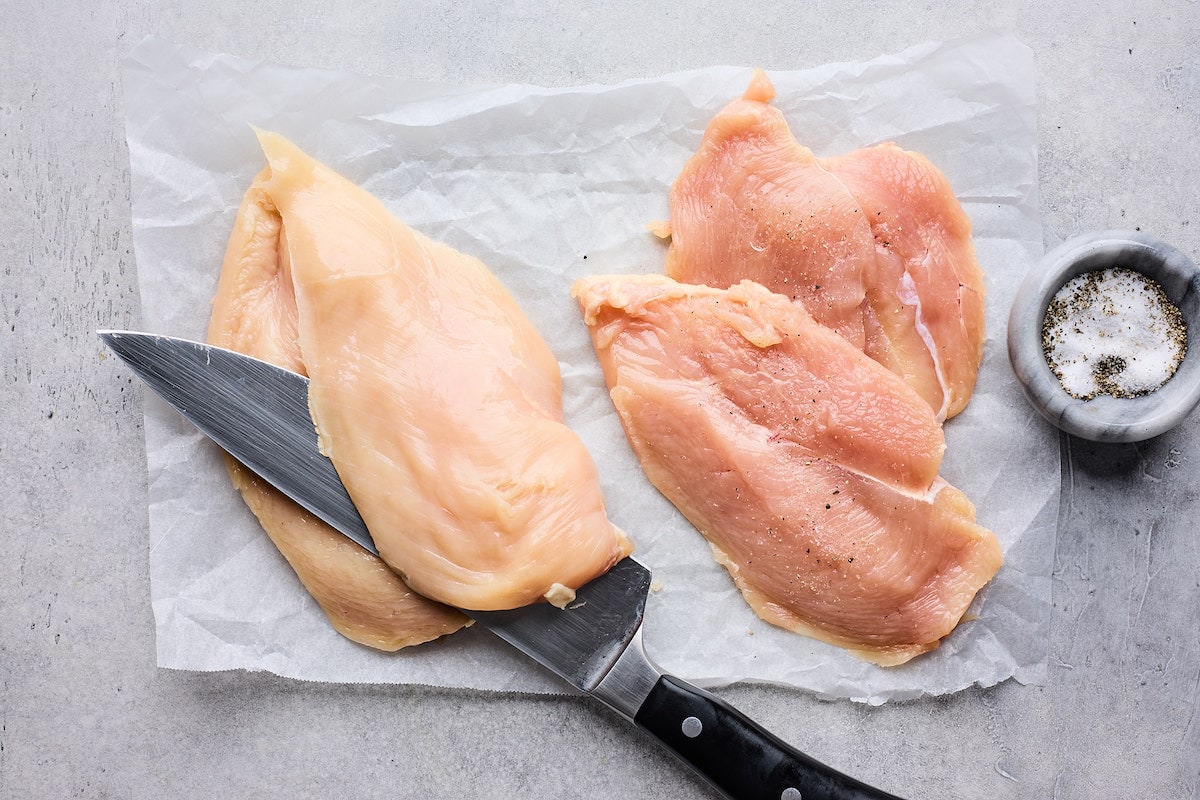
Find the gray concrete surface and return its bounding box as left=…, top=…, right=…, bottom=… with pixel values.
left=3, top=2, right=1200, bottom=798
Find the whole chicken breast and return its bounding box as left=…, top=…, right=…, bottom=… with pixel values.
left=208, top=171, right=468, bottom=650
left=255, top=131, right=631, bottom=612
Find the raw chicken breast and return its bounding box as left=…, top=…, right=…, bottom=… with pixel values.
left=255, top=131, right=632, bottom=611
left=663, top=71, right=876, bottom=353
left=575, top=274, right=1002, bottom=665
left=664, top=70, right=985, bottom=420
left=208, top=171, right=468, bottom=651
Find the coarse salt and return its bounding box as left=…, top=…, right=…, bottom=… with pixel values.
left=1041, top=267, right=1187, bottom=400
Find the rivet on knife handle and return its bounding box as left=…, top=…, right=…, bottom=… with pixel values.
left=634, top=675, right=905, bottom=800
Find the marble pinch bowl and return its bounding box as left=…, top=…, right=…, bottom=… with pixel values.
left=1008, top=229, right=1200, bottom=443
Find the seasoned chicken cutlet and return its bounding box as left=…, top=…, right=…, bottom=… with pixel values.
left=664, top=70, right=985, bottom=420
left=575, top=275, right=1002, bottom=665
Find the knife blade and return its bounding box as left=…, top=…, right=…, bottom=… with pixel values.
left=100, top=329, right=904, bottom=800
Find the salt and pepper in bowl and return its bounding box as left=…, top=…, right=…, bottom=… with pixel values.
left=1008, top=230, right=1200, bottom=442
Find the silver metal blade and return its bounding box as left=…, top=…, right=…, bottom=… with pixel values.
left=468, top=557, right=651, bottom=694
left=99, top=329, right=657, bottom=705
left=98, top=330, right=378, bottom=555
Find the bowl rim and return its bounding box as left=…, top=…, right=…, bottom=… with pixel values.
left=1007, top=229, right=1200, bottom=442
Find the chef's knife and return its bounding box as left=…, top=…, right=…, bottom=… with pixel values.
left=99, top=329, right=904, bottom=800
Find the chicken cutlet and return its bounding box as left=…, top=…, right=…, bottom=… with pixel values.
left=575, top=274, right=1002, bottom=664
left=663, top=70, right=985, bottom=420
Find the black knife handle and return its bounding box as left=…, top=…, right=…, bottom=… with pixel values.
left=634, top=675, right=905, bottom=800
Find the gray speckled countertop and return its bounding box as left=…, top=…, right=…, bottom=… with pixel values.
left=4, top=3, right=1200, bottom=798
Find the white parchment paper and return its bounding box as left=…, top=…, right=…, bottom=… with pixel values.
left=122, top=32, right=1055, bottom=703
